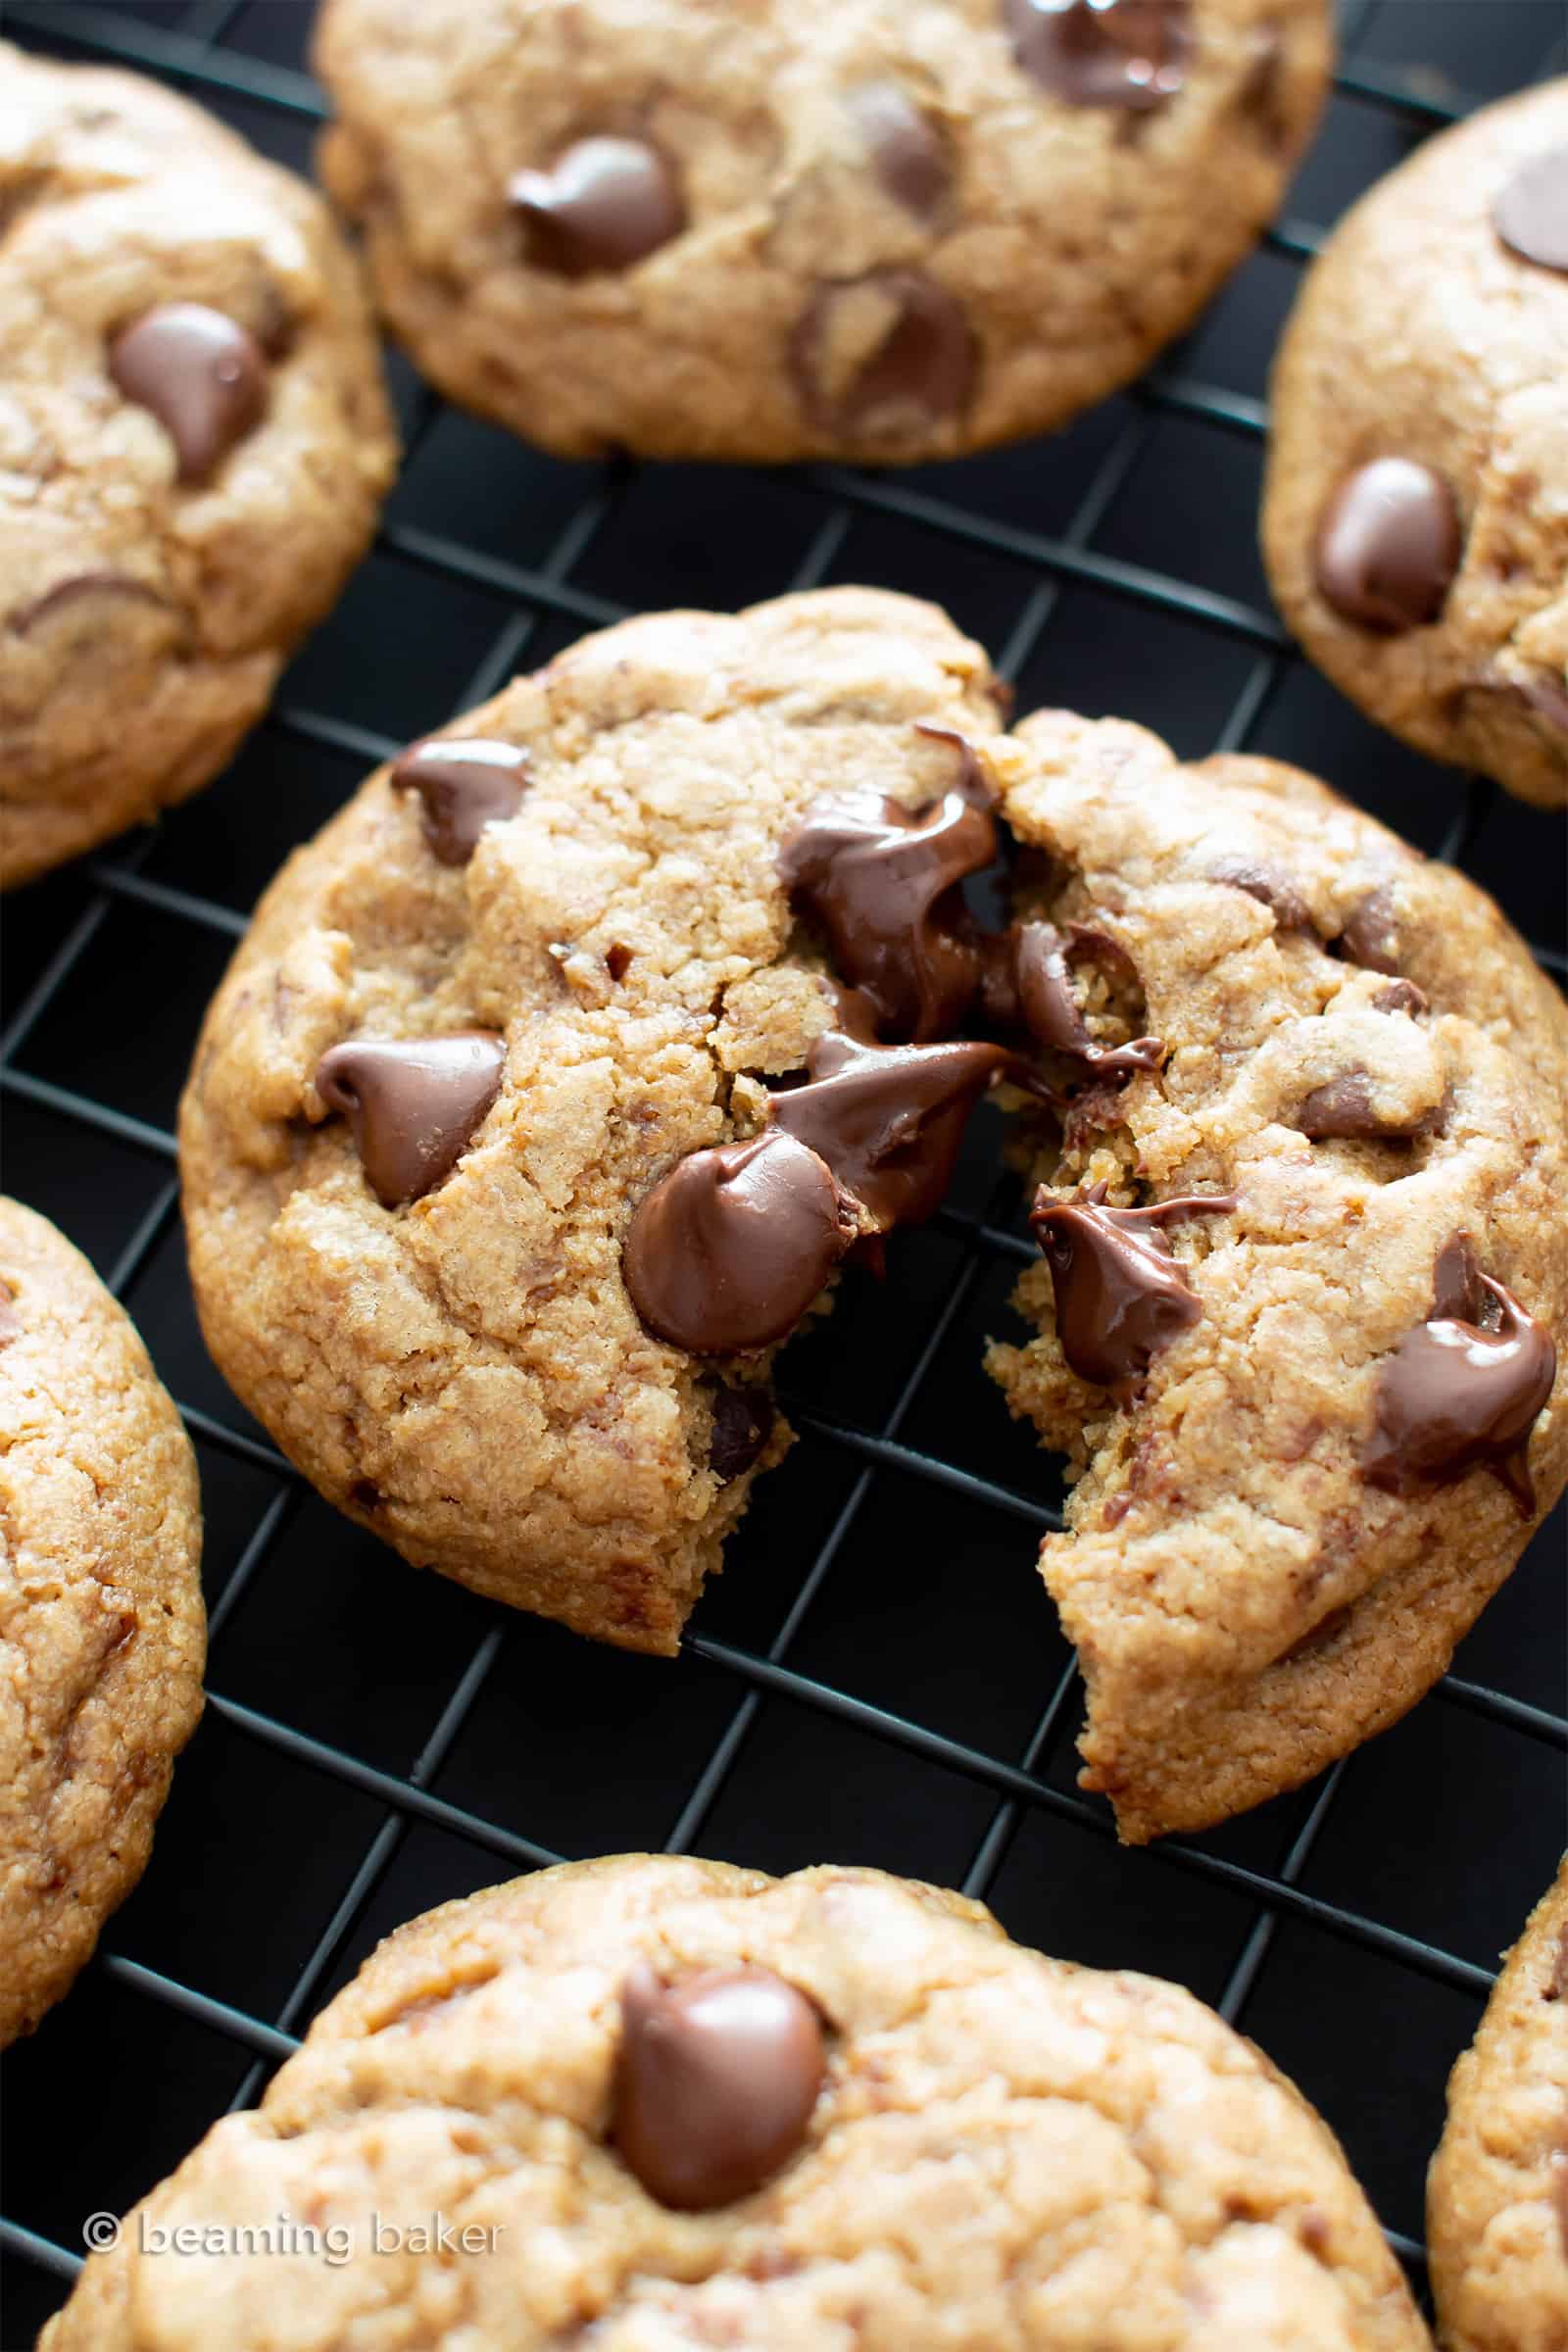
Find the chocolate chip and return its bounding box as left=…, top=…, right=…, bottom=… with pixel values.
left=1362, top=1234, right=1556, bottom=1514
left=911, top=722, right=998, bottom=809
left=707, top=1384, right=775, bottom=1482
left=1206, top=857, right=1314, bottom=933
left=606, top=943, right=634, bottom=982
left=770, top=1031, right=1007, bottom=1229
left=392, top=738, right=529, bottom=866
left=1335, top=884, right=1400, bottom=976
left=1314, top=459, right=1461, bottom=633
left=778, top=786, right=996, bottom=1042
left=1030, top=1182, right=1237, bottom=1394
left=848, top=81, right=953, bottom=220
left=622, top=1128, right=857, bottom=1355
left=0, top=1281, right=19, bottom=1349
left=109, top=304, right=268, bottom=485
left=1293, top=1069, right=1434, bottom=1142
left=1004, top=0, right=1192, bottom=109
left=9, top=571, right=172, bottom=637
left=511, top=136, right=684, bottom=276
left=612, top=1964, right=826, bottom=2212
left=314, top=1033, right=506, bottom=1208
left=998, top=922, right=1163, bottom=1079
left=1493, top=144, right=1568, bottom=273
left=791, top=270, right=976, bottom=441
left=1373, top=978, right=1428, bottom=1018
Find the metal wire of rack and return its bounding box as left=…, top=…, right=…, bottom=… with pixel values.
left=1, top=1, right=1565, bottom=2342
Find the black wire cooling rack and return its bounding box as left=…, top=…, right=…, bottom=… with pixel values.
left=2, top=1, right=1566, bottom=2341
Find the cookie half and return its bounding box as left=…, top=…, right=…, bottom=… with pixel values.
left=44, top=1851, right=1427, bottom=2349
left=987, top=711, right=1568, bottom=1841
left=1428, top=1859, right=1568, bottom=2352
left=314, top=0, right=1331, bottom=465
left=0, top=1197, right=205, bottom=2045
left=179, top=588, right=1011, bottom=1651
left=0, top=43, right=398, bottom=888
left=1264, top=79, right=1568, bottom=809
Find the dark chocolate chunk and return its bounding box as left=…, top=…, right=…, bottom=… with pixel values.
left=1206, top=857, right=1314, bottom=933
left=778, top=785, right=996, bottom=1042
left=770, top=1031, right=1007, bottom=1228
left=612, top=1964, right=826, bottom=2212
left=109, top=304, right=268, bottom=484
left=1293, top=1069, right=1434, bottom=1142
left=707, top=1384, right=775, bottom=1482
left=314, top=1033, right=506, bottom=1208
left=791, top=270, right=976, bottom=440
left=1004, top=0, right=1192, bottom=110
left=622, top=1129, right=856, bottom=1355
left=1335, top=884, right=1400, bottom=976
left=392, top=738, right=529, bottom=866
left=997, top=921, right=1163, bottom=1079
left=1493, top=144, right=1568, bottom=274
left=1314, top=459, right=1461, bottom=633
left=1373, top=978, right=1428, bottom=1018
left=9, top=571, right=172, bottom=636
left=511, top=135, right=684, bottom=276
left=848, top=81, right=953, bottom=220
left=1362, top=1235, right=1556, bottom=1514
left=1030, top=1181, right=1237, bottom=1393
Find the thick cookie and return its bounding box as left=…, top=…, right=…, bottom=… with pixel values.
left=179, top=588, right=1012, bottom=1652
left=1264, top=80, right=1568, bottom=809
left=314, top=0, right=1330, bottom=466
left=0, top=44, right=398, bottom=888
left=0, top=1198, right=205, bottom=2045
left=1428, top=1859, right=1568, bottom=2352
left=986, top=711, right=1568, bottom=1842
left=44, top=1851, right=1428, bottom=2349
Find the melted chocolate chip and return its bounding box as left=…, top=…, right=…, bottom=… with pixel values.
left=612, top=1964, right=826, bottom=2212
left=1293, top=1069, right=1434, bottom=1142
left=1335, top=884, right=1400, bottom=976
left=778, top=786, right=996, bottom=1042
left=1004, top=0, right=1192, bottom=109
left=770, top=1031, right=1007, bottom=1228
left=1373, top=978, right=1428, bottom=1018
left=1362, top=1235, right=1556, bottom=1513
left=0, top=1281, right=19, bottom=1348
left=791, top=270, right=976, bottom=440
left=911, top=721, right=998, bottom=809
left=622, top=1128, right=856, bottom=1355
left=1493, top=144, right=1568, bottom=274
left=109, top=304, right=268, bottom=484
left=1315, top=460, right=1461, bottom=633
left=9, top=572, right=172, bottom=636
left=392, top=738, right=529, bottom=865
left=511, top=135, right=685, bottom=276
left=996, top=922, right=1163, bottom=1079
left=314, top=1033, right=506, bottom=1208
left=1206, top=857, right=1314, bottom=933
left=848, top=81, right=953, bottom=220
left=1031, top=1181, right=1237, bottom=1393
left=707, top=1384, right=775, bottom=1482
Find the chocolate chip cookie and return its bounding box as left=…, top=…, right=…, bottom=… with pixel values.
left=1263, top=78, right=1568, bottom=809
left=179, top=588, right=1013, bottom=1651
left=0, top=1197, right=205, bottom=2045
left=43, top=1852, right=1429, bottom=2350
left=986, top=710, right=1568, bottom=1842
left=1428, top=1859, right=1568, bottom=2352
left=314, top=0, right=1331, bottom=465
left=0, top=43, right=398, bottom=889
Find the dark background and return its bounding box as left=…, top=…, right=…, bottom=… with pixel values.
left=2, top=1, right=1566, bottom=2342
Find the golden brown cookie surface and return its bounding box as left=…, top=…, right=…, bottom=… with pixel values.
left=0, top=1197, right=205, bottom=2045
